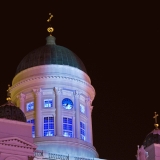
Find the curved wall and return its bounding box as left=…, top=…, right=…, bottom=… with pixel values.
left=11, top=65, right=98, bottom=158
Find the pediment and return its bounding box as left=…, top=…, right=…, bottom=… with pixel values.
left=0, top=137, right=36, bottom=149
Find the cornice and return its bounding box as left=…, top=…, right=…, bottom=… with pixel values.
left=11, top=75, right=95, bottom=93
left=17, top=93, right=26, bottom=100
left=0, top=137, right=36, bottom=150
left=0, top=142, right=33, bottom=149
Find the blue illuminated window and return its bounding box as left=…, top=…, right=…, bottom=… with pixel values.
left=80, top=104, right=85, bottom=113
left=26, top=102, right=34, bottom=111
left=80, top=122, right=86, bottom=141
left=44, top=117, right=54, bottom=136
left=62, top=98, right=73, bottom=110
left=27, top=119, right=35, bottom=138
left=63, top=117, right=73, bottom=137
left=44, top=99, right=53, bottom=108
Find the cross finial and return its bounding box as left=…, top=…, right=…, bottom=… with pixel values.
left=47, top=13, right=54, bottom=35
left=47, top=13, right=53, bottom=22
left=153, top=112, right=159, bottom=129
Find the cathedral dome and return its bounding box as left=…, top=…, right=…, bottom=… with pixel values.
left=15, top=36, right=87, bottom=75
left=143, top=129, right=160, bottom=148
left=0, top=102, right=27, bottom=122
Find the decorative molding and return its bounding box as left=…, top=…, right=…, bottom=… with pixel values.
left=42, top=109, right=56, bottom=115
left=10, top=75, right=95, bottom=92
left=33, top=88, right=42, bottom=97
left=62, top=90, right=73, bottom=96
left=0, top=137, right=36, bottom=150
left=54, top=87, right=62, bottom=95
left=48, top=153, right=69, bottom=160
left=0, top=141, right=32, bottom=149
left=17, top=93, right=26, bottom=101
left=74, top=90, right=80, bottom=98
left=42, top=91, right=53, bottom=95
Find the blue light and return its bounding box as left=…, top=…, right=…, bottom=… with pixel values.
left=44, top=99, right=53, bottom=108
left=26, top=102, right=34, bottom=111
left=80, top=104, right=85, bottom=113
left=63, top=117, right=73, bottom=138
left=44, top=116, right=54, bottom=137
left=27, top=119, right=35, bottom=138
left=80, top=122, right=86, bottom=141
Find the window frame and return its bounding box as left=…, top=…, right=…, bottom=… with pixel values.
left=27, top=119, right=35, bottom=138
left=26, top=101, right=34, bottom=112
left=80, top=121, right=86, bottom=141
left=43, top=116, right=54, bottom=137
left=44, top=99, right=53, bottom=108
left=80, top=104, right=85, bottom=114
left=63, top=117, right=73, bottom=138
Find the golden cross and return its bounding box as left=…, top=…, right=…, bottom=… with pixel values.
left=47, top=13, right=54, bottom=35
left=153, top=112, right=159, bottom=124
left=47, top=13, right=53, bottom=22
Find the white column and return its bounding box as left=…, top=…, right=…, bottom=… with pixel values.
left=86, top=97, right=93, bottom=144
left=17, top=93, right=26, bottom=112
left=33, top=88, right=42, bottom=138
left=54, top=87, right=62, bottom=136
left=74, top=91, right=80, bottom=139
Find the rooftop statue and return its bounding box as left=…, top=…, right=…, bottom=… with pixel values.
left=136, top=145, right=148, bottom=160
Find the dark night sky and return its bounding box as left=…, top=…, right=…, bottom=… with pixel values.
left=0, top=1, right=159, bottom=160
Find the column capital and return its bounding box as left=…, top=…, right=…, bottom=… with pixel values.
left=17, top=93, right=26, bottom=100
left=54, top=87, right=62, bottom=95
left=85, top=97, right=92, bottom=105
left=74, top=90, right=80, bottom=98
left=33, top=88, right=42, bottom=97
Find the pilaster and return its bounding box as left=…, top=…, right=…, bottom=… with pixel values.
left=74, top=90, right=80, bottom=139
left=33, top=88, right=42, bottom=137
left=16, top=93, right=26, bottom=112
left=54, top=87, right=62, bottom=136
left=86, top=97, right=93, bottom=144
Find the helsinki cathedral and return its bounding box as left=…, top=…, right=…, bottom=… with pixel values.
left=0, top=13, right=160, bottom=160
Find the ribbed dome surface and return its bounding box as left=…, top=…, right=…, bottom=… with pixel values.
left=16, top=36, right=87, bottom=75
left=143, top=129, right=160, bottom=148
left=0, top=102, right=26, bottom=122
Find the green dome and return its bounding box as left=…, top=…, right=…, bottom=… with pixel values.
left=143, top=129, right=160, bottom=148
left=16, top=36, right=87, bottom=75
left=0, top=102, right=27, bottom=122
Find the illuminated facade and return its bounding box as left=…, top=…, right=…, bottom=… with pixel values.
left=0, top=101, right=36, bottom=160
left=9, top=35, right=99, bottom=160
left=0, top=13, right=159, bottom=160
